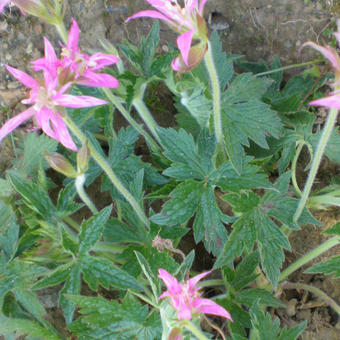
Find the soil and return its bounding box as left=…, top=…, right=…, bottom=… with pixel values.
left=1, top=0, right=340, bottom=339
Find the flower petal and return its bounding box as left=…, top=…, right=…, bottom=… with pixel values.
left=198, top=0, right=208, bottom=15
left=55, top=94, right=108, bottom=108
left=194, top=298, right=233, bottom=321
left=88, top=53, right=119, bottom=71
left=67, top=18, right=80, bottom=56
left=126, top=10, right=173, bottom=25
left=158, top=269, right=182, bottom=294
left=177, top=30, right=194, bottom=66
left=5, top=65, right=40, bottom=89
left=0, top=0, right=10, bottom=13
left=309, top=94, right=340, bottom=109
left=188, top=270, right=211, bottom=290
left=301, top=42, right=340, bottom=71
left=78, top=71, right=119, bottom=88
left=0, top=107, right=35, bottom=141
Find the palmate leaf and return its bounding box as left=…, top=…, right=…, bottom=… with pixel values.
left=249, top=301, right=306, bottom=340
left=305, top=256, right=340, bottom=278
left=67, top=293, right=161, bottom=340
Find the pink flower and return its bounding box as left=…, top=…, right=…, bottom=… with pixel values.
left=158, top=269, right=233, bottom=321
left=32, top=19, right=119, bottom=88
left=126, top=0, right=208, bottom=72
left=302, top=20, right=340, bottom=109
left=0, top=36, right=109, bottom=151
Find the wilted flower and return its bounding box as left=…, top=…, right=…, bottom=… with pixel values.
left=126, top=0, right=209, bottom=72
left=33, top=19, right=120, bottom=88
left=302, top=20, right=340, bottom=109
left=158, top=268, right=233, bottom=321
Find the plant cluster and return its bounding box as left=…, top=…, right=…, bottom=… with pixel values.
left=0, top=1, right=340, bottom=339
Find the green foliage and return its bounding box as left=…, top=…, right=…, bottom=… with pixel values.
left=249, top=302, right=306, bottom=340
left=67, top=293, right=162, bottom=339
left=305, top=255, right=340, bottom=278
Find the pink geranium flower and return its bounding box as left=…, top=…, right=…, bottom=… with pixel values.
left=0, top=36, right=109, bottom=151
left=302, top=20, right=340, bottom=109
left=158, top=269, right=233, bottom=321
left=33, top=19, right=120, bottom=88
left=126, top=0, right=208, bottom=72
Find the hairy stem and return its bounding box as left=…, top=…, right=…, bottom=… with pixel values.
left=132, top=97, right=163, bottom=146
left=204, top=40, right=226, bottom=163
left=294, top=107, right=338, bottom=223
left=63, top=113, right=150, bottom=229
left=281, top=281, right=340, bottom=316
left=182, top=320, right=209, bottom=340
left=75, top=174, right=98, bottom=214
left=279, top=236, right=340, bottom=282
left=103, top=88, right=160, bottom=152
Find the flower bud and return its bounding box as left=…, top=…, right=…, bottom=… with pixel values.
left=44, top=151, right=77, bottom=178
left=76, top=141, right=90, bottom=174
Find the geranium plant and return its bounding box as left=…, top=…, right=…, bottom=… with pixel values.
left=0, top=1, right=340, bottom=339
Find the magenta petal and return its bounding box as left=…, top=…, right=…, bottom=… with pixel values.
left=188, top=270, right=211, bottom=290
left=198, top=0, right=208, bottom=15
left=171, top=57, right=181, bottom=71
left=55, top=94, right=108, bottom=108
left=302, top=42, right=340, bottom=71
left=0, top=0, right=10, bottom=13
left=0, top=107, right=35, bottom=141
left=194, top=298, right=233, bottom=321
left=5, top=65, right=39, bottom=89
left=35, top=107, right=58, bottom=140
left=78, top=71, right=119, bottom=88
left=309, top=94, right=340, bottom=109
left=67, top=18, right=80, bottom=55
left=177, top=30, right=194, bottom=66
left=177, top=306, right=193, bottom=320
left=158, top=269, right=182, bottom=294
left=88, top=53, right=119, bottom=70
left=126, top=10, right=173, bottom=25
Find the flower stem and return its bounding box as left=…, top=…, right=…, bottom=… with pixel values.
left=54, top=20, right=68, bottom=44
left=132, top=97, right=163, bottom=147
left=182, top=320, right=209, bottom=340
left=278, top=236, right=340, bottom=283
left=281, top=281, right=340, bottom=316
left=103, top=88, right=160, bottom=152
left=293, top=107, right=338, bottom=223
left=204, top=40, right=226, bottom=164
left=63, top=114, right=150, bottom=229
left=255, top=59, right=322, bottom=77
left=75, top=174, right=98, bottom=214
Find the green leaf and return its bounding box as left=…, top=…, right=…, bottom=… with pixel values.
left=158, top=127, right=207, bottom=180
left=193, top=186, right=230, bottom=256
left=212, top=158, right=273, bottom=192
left=175, top=250, right=195, bottom=281
left=324, top=222, right=340, bottom=235
left=78, top=206, right=112, bottom=255
left=232, top=251, right=260, bottom=291
left=11, top=132, right=58, bottom=179
left=222, top=192, right=260, bottom=214
left=235, top=288, right=285, bottom=308
left=103, top=218, right=142, bottom=244
left=0, top=317, right=62, bottom=340
left=7, top=170, right=57, bottom=219
left=57, top=182, right=83, bottom=218
left=59, top=263, right=81, bottom=324
left=215, top=208, right=290, bottom=288
left=141, top=21, right=160, bottom=77
left=61, top=227, right=78, bottom=256
left=81, top=255, right=143, bottom=292
left=32, top=263, right=73, bottom=290
left=67, top=293, right=162, bottom=340
left=151, top=180, right=204, bottom=226
left=305, top=255, right=340, bottom=278
left=0, top=200, right=19, bottom=260
left=249, top=301, right=306, bottom=340
left=221, top=88, right=282, bottom=172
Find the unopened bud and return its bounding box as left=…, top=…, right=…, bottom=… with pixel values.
left=168, top=328, right=182, bottom=340
left=44, top=151, right=77, bottom=178
left=76, top=141, right=90, bottom=174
